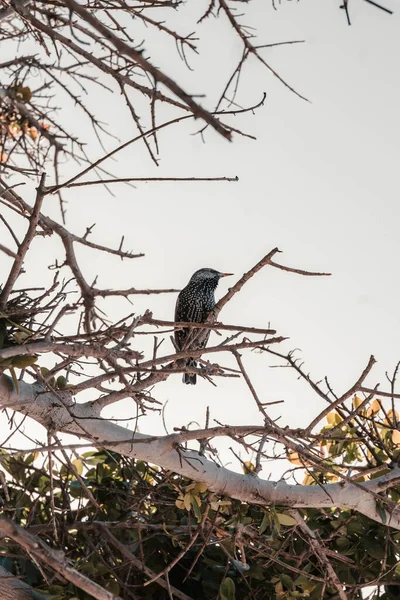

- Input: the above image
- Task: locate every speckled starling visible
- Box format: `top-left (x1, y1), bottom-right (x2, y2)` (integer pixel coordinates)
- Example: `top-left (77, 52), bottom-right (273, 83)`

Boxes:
top-left (174, 268), bottom-right (233, 385)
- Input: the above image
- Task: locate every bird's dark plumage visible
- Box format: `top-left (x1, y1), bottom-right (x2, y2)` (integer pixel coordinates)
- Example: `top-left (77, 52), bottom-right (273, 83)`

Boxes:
top-left (174, 268), bottom-right (232, 384)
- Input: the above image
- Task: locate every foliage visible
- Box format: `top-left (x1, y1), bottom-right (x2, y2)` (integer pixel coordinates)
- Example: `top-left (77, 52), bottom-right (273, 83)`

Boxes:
top-left (0, 440), bottom-right (399, 600)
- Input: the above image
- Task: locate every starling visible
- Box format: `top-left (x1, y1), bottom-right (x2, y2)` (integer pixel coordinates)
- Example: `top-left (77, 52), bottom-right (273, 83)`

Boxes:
top-left (174, 268), bottom-right (233, 385)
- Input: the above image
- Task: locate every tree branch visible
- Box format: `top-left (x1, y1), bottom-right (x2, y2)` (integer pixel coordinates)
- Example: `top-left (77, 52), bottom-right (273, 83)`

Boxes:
top-left (0, 565), bottom-right (46, 600)
top-left (62, 0), bottom-right (232, 139)
top-left (0, 174), bottom-right (46, 310)
top-left (0, 516), bottom-right (123, 600)
top-left (1, 376), bottom-right (399, 529)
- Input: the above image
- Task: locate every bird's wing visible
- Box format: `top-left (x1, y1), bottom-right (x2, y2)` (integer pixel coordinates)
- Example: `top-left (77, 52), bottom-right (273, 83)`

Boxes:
top-left (174, 294), bottom-right (181, 322)
top-left (174, 292), bottom-right (187, 350)
top-left (174, 291), bottom-right (212, 350)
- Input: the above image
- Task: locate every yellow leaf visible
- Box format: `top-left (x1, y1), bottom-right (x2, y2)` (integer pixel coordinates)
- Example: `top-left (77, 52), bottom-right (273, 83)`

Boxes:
top-left (287, 451), bottom-right (302, 466)
top-left (326, 410), bottom-right (343, 426)
top-left (275, 581), bottom-right (285, 599)
top-left (326, 412), bottom-right (337, 425)
top-left (193, 482), bottom-right (207, 493)
top-left (367, 399), bottom-right (381, 417)
top-left (276, 513), bottom-right (297, 527)
top-left (352, 395), bottom-right (363, 409)
top-left (183, 493), bottom-right (192, 511)
top-left (243, 461), bottom-right (255, 473)
top-left (8, 124), bottom-right (20, 135)
top-left (175, 499), bottom-right (185, 510)
top-left (72, 458), bottom-right (83, 475)
top-left (302, 473), bottom-right (315, 485)
top-left (387, 410), bottom-right (399, 424)
top-left (193, 494), bottom-right (201, 507)
top-left (392, 430), bottom-right (400, 445)
top-left (301, 580), bottom-right (317, 593)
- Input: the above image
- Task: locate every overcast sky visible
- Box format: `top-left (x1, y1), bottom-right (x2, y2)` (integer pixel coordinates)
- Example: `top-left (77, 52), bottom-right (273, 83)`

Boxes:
top-left (1, 0), bottom-right (399, 475)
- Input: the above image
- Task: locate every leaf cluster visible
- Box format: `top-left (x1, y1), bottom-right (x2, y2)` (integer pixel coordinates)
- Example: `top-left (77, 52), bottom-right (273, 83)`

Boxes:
top-left (1, 443), bottom-right (400, 600)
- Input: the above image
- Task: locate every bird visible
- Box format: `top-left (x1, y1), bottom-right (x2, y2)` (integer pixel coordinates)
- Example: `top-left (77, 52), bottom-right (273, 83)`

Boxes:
top-left (174, 268), bottom-right (233, 384)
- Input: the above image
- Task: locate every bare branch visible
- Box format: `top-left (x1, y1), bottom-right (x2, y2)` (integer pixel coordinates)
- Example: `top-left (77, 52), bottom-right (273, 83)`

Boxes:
top-left (62, 0), bottom-right (232, 139)
top-left (0, 174), bottom-right (46, 310)
top-left (65, 175), bottom-right (239, 188)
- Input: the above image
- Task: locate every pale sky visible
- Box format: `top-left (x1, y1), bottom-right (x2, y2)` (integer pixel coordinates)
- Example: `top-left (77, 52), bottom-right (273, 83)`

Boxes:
top-left (1, 0), bottom-right (399, 475)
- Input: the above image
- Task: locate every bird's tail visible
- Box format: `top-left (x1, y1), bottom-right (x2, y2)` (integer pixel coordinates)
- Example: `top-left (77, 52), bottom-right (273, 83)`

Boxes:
top-left (183, 358), bottom-right (197, 385)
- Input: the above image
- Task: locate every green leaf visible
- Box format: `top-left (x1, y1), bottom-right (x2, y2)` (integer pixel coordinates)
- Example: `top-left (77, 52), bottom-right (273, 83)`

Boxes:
top-left (191, 495), bottom-right (202, 523)
top-left (56, 375), bottom-right (67, 388)
top-left (0, 358), bottom-right (13, 367)
top-left (336, 567), bottom-right (355, 585)
top-left (9, 366), bottom-right (18, 393)
top-left (259, 511), bottom-right (269, 534)
top-left (280, 573), bottom-right (295, 591)
top-left (295, 575), bottom-right (316, 593)
top-left (362, 536), bottom-right (385, 560)
top-left (105, 579), bottom-right (120, 595)
top-left (335, 537), bottom-right (350, 550)
top-left (346, 519), bottom-right (365, 535)
top-left (376, 501), bottom-right (387, 525)
top-left (69, 481), bottom-right (83, 498)
top-left (220, 577), bottom-right (236, 600)
top-left (11, 354), bottom-right (38, 368)
top-left (21, 86), bottom-right (32, 102)
top-left (246, 563), bottom-right (265, 581)
top-left (25, 452), bottom-right (38, 465)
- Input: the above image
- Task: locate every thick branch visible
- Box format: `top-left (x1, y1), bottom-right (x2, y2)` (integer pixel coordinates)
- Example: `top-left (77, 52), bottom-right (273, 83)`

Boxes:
top-left (0, 340), bottom-right (142, 363)
top-left (1, 376), bottom-right (399, 529)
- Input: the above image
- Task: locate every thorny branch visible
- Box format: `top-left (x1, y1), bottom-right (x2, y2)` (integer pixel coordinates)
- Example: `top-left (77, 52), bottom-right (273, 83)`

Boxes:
top-left (0, 0), bottom-right (307, 189)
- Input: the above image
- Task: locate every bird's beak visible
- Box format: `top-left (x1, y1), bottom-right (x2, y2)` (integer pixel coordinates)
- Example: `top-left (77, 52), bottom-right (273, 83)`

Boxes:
top-left (219, 272), bottom-right (234, 278)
